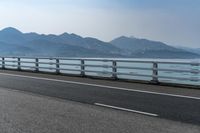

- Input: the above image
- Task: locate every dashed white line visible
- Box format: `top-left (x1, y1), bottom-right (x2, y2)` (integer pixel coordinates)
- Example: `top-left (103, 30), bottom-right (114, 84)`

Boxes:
top-left (0, 72), bottom-right (200, 100)
top-left (95, 103), bottom-right (158, 117)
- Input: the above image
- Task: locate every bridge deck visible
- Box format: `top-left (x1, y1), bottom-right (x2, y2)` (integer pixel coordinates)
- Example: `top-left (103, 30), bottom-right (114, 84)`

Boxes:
top-left (0, 70), bottom-right (199, 132)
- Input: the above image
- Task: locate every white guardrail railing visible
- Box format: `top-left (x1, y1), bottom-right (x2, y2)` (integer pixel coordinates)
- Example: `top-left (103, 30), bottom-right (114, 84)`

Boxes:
top-left (0, 57), bottom-right (199, 86)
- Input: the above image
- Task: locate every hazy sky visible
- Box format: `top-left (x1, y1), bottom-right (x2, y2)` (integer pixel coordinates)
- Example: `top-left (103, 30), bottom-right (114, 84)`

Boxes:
top-left (0, 0), bottom-right (199, 48)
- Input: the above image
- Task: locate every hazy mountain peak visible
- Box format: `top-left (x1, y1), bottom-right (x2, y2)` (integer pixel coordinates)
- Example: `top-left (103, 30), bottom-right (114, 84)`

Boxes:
top-left (111, 36), bottom-right (200, 58)
top-left (60, 32), bottom-right (82, 39)
top-left (115, 36), bottom-right (130, 40)
top-left (0, 27), bottom-right (25, 44)
top-left (70, 33), bottom-right (83, 39)
top-left (114, 36), bottom-right (152, 42)
top-left (60, 32), bottom-right (70, 36)
top-left (1, 27), bottom-right (22, 34)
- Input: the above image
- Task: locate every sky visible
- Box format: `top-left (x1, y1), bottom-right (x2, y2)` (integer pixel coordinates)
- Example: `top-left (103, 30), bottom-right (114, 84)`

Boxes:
top-left (0, 0), bottom-right (199, 48)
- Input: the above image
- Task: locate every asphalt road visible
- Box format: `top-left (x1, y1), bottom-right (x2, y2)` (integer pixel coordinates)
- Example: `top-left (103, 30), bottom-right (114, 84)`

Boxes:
top-left (1, 88), bottom-right (200, 133)
top-left (0, 72), bottom-right (199, 125)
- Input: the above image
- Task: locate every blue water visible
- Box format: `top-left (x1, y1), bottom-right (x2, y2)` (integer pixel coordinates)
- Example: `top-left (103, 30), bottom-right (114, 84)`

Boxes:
top-left (2, 58), bottom-right (200, 86)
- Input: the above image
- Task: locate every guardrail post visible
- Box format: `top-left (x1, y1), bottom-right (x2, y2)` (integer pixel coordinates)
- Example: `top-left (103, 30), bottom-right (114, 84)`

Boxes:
top-left (151, 62), bottom-right (158, 83)
top-left (81, 59), bottom-right (85, 76)
top-left (17, 58), bottom-right (21, 70)
top-left (56, 59), bottom-right (60, 74)
top-left (2, 57), bottom-right (5, 69)
top-left (35, 58), bottom-right (39, 72)
top-left (112, 61), bottom-right (117, 79)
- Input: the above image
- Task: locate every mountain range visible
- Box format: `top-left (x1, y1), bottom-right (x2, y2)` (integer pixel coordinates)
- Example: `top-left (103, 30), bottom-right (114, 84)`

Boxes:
top-left (0, 27), bottom-right (199, 58)
top-left (176, 46), bottom-right (200, 55)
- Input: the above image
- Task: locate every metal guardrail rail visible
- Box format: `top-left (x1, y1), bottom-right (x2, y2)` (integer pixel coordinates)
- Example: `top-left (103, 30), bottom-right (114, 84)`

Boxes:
top-left (0, 56), bottom-right (199, 86)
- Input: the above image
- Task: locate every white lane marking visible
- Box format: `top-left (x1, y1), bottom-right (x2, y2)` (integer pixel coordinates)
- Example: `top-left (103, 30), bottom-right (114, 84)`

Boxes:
top-left (0, 72), bottom-right (200, 100)
top-left (95, 103), bottom-right (158, 117)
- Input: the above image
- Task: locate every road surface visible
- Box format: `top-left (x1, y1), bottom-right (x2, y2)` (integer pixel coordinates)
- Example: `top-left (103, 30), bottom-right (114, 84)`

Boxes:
top-left (0, 70), bottom-right (199, 126)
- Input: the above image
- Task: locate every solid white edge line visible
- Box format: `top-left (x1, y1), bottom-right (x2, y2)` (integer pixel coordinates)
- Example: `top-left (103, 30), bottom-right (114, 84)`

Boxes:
top-left (95, 103), bottom-right (158, 117)
top-left (0, 72), bottom-right (200, 100)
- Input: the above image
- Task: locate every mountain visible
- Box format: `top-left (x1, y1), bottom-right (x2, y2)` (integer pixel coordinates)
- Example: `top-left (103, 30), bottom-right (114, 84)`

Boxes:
top-left (0, 27), bottom-right (199, 58)
top-left (176, 46), bottom-right (200, 55)
top-left (24, 39), bottom-right (121, 57)
top-left (0, 27), bottom-right (26, 44)
top-left (110, 36), bottom-right (200, 58)
top-left (0, 27), bottom-right (122, 57)
top-left (0, 41), bottom-right (35, 56)
top-left (23, 32), bottom-right (121, 54)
